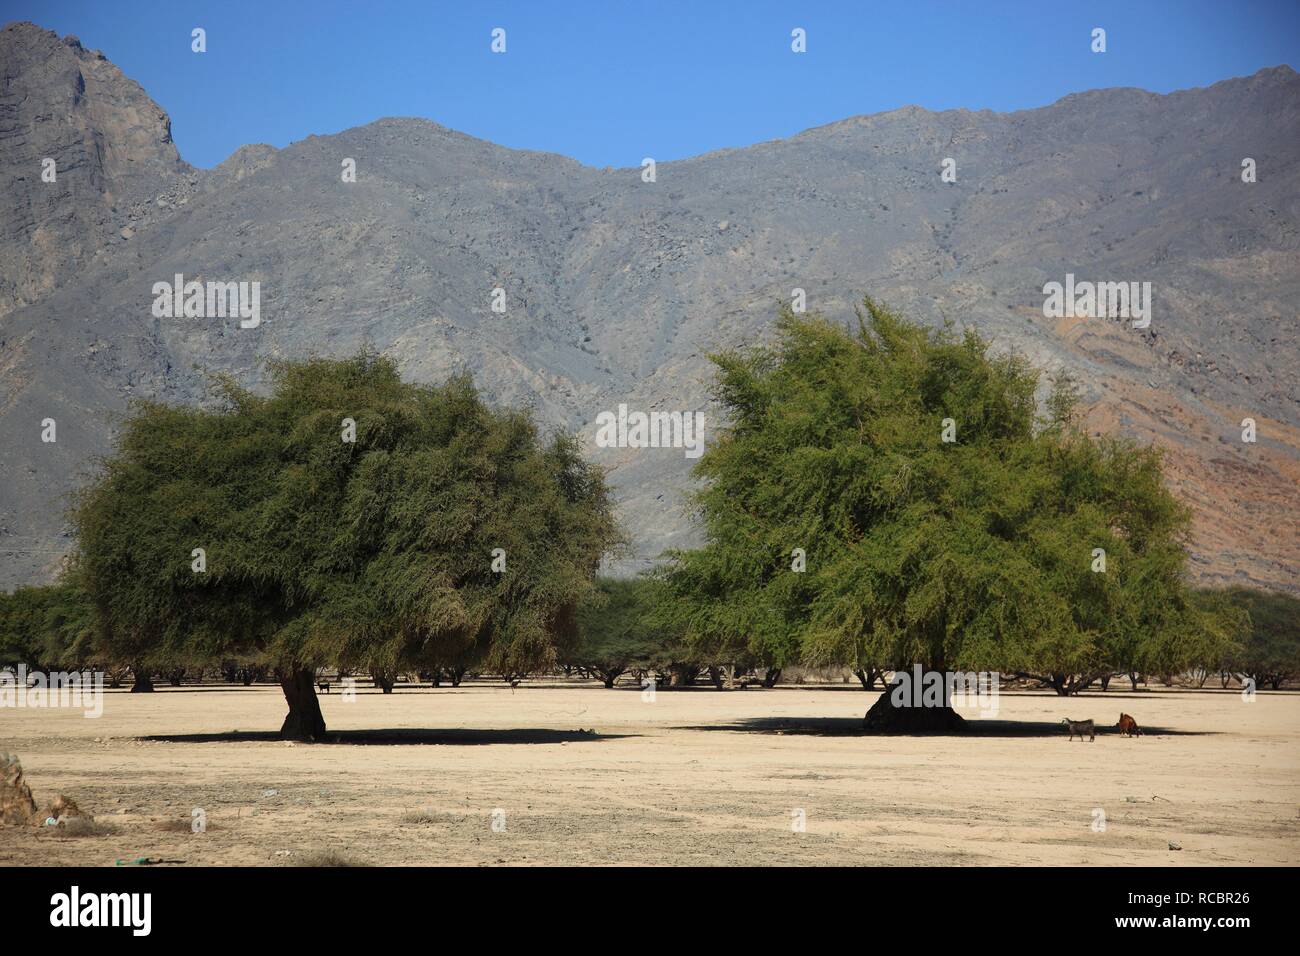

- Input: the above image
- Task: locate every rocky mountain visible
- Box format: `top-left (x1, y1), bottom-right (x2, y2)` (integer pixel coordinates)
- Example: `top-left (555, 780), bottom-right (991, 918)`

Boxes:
top-left (1, 20), bottom-right (1296, 592)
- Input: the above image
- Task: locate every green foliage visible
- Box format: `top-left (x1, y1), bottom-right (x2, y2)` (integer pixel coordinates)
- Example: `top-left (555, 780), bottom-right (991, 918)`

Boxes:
top-left (1216, 586), bottom-right (1300, 686)
top-left (0, 578), bottom-right (95, 669)
top-left (71, 351), bottom-right (623, 677)
top-left (567, 576), bottom-right (675, 685)
top-left (664, 299), bottom-right (1232, 682)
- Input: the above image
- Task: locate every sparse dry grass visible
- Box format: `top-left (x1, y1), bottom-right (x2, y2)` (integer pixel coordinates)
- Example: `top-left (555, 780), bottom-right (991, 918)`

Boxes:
top-left (52, 816), bottom-right (118, 838)
top-left (397, 809), bottom-right (441, 825)
top-left (295, 849), bottom-right (365, 867)
top-left (156, 817), bottom-right (218, 833)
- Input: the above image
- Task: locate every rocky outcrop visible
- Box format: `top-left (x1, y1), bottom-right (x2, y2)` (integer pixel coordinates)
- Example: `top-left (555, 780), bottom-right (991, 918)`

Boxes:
top-left (0, 22), bottom-right (192, 316)
top-left (0, 752), bottom-right (38, 825)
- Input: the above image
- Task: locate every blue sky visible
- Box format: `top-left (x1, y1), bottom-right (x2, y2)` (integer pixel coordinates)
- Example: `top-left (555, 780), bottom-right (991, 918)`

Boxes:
top-left (4, 0), bottom-right (1298, 169)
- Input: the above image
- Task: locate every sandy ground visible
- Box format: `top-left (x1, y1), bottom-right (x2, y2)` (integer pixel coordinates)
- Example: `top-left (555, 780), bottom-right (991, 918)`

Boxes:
top-left (2, 680), bottom-right (1298, 866)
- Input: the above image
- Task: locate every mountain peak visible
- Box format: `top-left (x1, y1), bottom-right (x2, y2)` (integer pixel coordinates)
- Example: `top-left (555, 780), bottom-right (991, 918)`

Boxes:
top-left (0, 19), bottom-right (190, 316)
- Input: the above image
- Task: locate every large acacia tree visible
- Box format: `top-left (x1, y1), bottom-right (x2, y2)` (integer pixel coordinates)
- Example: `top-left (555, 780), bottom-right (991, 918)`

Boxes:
top-left (72, 352), bottom-right (621, 739)
top-left (665, 300), bottom-right (1238, 730)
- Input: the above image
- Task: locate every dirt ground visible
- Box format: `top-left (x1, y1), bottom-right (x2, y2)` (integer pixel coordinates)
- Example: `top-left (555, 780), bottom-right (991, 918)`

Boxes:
top-left (2, 680), bottom-right (1298, 866)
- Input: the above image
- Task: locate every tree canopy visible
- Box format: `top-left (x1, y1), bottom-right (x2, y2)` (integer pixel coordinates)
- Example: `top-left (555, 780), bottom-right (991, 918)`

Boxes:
top-left (70, 351), bottom-right (622, 737)
top-left (566, 576), bottom-right (675, 687)
top-left (1216, 586), bottom-right (1300, 689)
top-left (663, 300), bottom-right (1241, 727)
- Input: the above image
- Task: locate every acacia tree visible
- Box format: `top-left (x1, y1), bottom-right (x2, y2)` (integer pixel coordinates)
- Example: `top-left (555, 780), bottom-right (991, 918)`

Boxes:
top-left (0, 577), bottom-right (96, 672)
top-left (72, 351), bottom-right (621, 739)
top-left (1216, 587), bottom-right (1300, 689)
top-left (665, 300), bottom-right (1237, 730)
top-left (567, 577), bottom-right (668, 687)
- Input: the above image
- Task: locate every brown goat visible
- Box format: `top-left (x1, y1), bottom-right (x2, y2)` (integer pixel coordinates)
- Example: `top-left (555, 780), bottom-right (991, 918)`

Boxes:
top-left (1116, 712), bottom-right (1142, 737)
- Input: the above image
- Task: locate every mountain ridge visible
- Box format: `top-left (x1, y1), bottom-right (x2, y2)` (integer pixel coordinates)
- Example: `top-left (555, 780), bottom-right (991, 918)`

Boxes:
top-left (1, 20), bottom-right (1296, 592)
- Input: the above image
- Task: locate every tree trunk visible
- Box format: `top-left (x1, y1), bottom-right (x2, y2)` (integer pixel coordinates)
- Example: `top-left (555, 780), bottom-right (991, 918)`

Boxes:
top-left (1129, 671), bottom-right (1139, 691)
top-left (855, 667), bottom-right (885, 690)
top-left (277, 667), bottom-right (327, 741)
top-left (371, 668), bottom-right (395, 694)
top-left (762, 668), bottom-right (782, 688)
top-left (708, 666), bottom-right (725, 689)
top-left (1100, 673), bottom-right (1111, 691)
top-left (862, 667), bottom-right (966, 733)
top-left (130, 666), bottom-right (154, 693)
top-left (669, 664), bottom-right (698, 687)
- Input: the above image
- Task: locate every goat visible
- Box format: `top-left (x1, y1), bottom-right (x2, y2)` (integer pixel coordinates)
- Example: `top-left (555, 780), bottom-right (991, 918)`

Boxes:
top-left (1061, 717), bottom-right (1095, 741)
top-left (316, 680), bottom-right (330, 694)
top-left (1116, 712), bottom-right (1142, 737)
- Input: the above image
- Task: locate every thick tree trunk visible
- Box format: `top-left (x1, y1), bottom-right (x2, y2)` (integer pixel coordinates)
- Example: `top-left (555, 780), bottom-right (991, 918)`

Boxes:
top-left (708, 666), bottom-right (725, 689)
top-left (762, 668), bottom-right (782, 688)
top-left (371, 668), bottom-right (395, 694)
top-left (130, 666), bottom-right (154, 693)
top-left (862, 667), bottom-right (966, 733)
top-left (278, 667), bottom-right (327, 741)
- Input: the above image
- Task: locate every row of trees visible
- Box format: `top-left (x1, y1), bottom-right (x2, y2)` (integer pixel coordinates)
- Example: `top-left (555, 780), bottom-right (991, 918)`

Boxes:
top-left (2, 302), bottom-right (1296, 735)
top-left (557, 576), bottom-right (1299, 693)
top-left (6, 571), bottom-right (1294, 696)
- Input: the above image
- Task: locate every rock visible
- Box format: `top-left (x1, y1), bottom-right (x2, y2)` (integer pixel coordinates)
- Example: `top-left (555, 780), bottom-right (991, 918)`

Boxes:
top-left (1168, 841), bottom-right (1182, 851)
top-left (0, 22), bottom-right (191, 319)
top-left (0, 752), bottom-right (39, 825)
top-left (51, 794), bottom-right (84, 820)
top-left (119, 226), bottom-right (134, 240)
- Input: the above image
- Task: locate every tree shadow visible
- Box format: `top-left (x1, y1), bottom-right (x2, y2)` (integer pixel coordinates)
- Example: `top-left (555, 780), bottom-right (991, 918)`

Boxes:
top-left (673, 717), bottom-right (1214, 738)
top-left (141, 728), bottom-right (634, 746)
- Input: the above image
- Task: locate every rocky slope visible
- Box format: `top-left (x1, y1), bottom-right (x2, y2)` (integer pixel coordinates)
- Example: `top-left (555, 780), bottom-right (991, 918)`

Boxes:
top-left (0, 20), bottom-right (1296, 591)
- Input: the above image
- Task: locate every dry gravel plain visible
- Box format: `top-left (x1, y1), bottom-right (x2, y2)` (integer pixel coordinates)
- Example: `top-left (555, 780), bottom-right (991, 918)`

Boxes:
top-left (2, 680), bottom-right (1298, 866)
